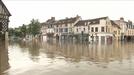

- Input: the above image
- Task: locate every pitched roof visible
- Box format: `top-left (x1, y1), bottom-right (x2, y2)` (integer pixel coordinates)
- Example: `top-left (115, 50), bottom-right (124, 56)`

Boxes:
top-left (111, 20), bottom-right (121, 29)
top-left (114, 20), bottom-right (128, 24)
top-left (88, 17), bottom-right (108, 21)
top-left (75, 20), bottom-right (88, 26)
top-left (40, 22), bottom-right (47, 26)
top-left (54, 17), bottom-right (79, 25)
top-left (0, 0), bottom-right (11, 16)
top-left (75, 16), bottom-right (108, 26)
top-left (46, 19), bottom-right (55, 23)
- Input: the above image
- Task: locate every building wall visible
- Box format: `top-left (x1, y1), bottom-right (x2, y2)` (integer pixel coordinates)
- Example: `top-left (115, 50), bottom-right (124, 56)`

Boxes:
top-left (41, 26), bottom-right (47, 35)
top-left (54, 17), bottom-right (81, 36)
top-left (89, 20), bottom-right (107, 34)
top-left (125, 29), bottom-right (134, 36)
top-left (112, 26), bottom-right (121, 40)
top-left (40, 17), bottom-right (134, 41)
top-left (74, 26), bottom-right (88, 34)
top-left (54, 23), bottom-right (70, 35)
top-left (89, 18), bottom-right (114, 42)
top-left (114, 19), bottom-right (127, 40)
top-left (125, 22), bottom-right (134, 36)
top-left (46, 28), bottom-right (54, 33)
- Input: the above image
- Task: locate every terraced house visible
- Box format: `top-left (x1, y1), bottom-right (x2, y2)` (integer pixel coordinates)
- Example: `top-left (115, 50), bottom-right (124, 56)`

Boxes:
top-left (53, 15), bottom-right (81, 40)
top-left (41, 16), bottom-right (134, 42)
top-left (124, 20), bottom-right (134, 40)
top-left (41, 15), bottom-right (81, 40)
top-left (74, 20), bottom-right (89, 41)
top-left (40, 22), bottom-right (48, 41)
top-left (74, 17), bottom-right (121, 42)
top-left (88, 17), bottom-right (112, 42)
top-left (114, 17), bottom-right (128, 40)
top-left (41, 17), bottom-right (55, 41)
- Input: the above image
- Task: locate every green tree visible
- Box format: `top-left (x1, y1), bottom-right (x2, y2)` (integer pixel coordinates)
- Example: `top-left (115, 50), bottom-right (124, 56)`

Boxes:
top-left (14, 28), bottom-right (22, 37)
top-left (8, 28), bottom-right (14, 36)
top-left (30, 19), bottom-right (41, 37)
top-left (20, 24), bottom-right (27, 38)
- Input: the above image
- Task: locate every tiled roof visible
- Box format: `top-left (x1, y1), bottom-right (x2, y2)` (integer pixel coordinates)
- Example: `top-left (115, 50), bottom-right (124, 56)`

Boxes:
top-left (40, 22), bottom-right (47, 26)
top-left (46, 19), bottom-right (55, 23)
top-left (75, 17), bottom-right (108, 26)
top-left (75, 20), bottom-right (87, 26)
top-left (0, 0), bottom-right (11, 16)
top-left (114, 20), bottom-right (128, 24)
top-left (54, 17), bottom-right (79, 25)
top-left (111, 20), bottom-right (121, 29)
top-left (88, 17), bottom-right (108, 22)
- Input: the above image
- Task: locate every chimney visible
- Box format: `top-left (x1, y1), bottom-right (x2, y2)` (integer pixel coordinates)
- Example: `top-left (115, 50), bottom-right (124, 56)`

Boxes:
top-left (128, 20), bottom-right (132, 25)
top-left (120, 17), bottom-right (124, 21)
top-left (51, 17), bottom-right (55, 21)
top-left (76, 14), bottom-right (80, 18)
top-left (66, 17), bottom-right (68, 19)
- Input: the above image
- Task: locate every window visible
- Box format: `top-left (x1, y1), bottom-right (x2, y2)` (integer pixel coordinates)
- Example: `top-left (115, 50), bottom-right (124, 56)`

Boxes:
top-left (114, 31), bottom-right (117, 35)
top-left (64, 28), bottom-right (68, 32)
top-left (95, 27), bottom-right (98, 32)
top-left (101, 27), bottom-right (104, 32)
top-left (91, 27), bottom-right (94, 32)
top-left (69, 28), bottom-right (72, 32)
top-left (83, 28), bottom-right (85, 31)
top-left (108, 28), bottom-right (110, 32)
top-left (88, 26), bottom-right (90, 30)
top-left (77, 28), bottom-right (78, 32)
top-left (59, 28), bottom-right (63, 32)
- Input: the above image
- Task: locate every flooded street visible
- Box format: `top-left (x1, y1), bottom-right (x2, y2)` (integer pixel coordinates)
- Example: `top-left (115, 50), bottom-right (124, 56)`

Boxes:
top-left (1, 40), bottom-right (134, 75)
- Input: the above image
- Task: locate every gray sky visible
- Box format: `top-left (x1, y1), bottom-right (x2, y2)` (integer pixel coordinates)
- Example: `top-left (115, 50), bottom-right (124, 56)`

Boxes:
top-left (3, 0), bottom-right (134, 28)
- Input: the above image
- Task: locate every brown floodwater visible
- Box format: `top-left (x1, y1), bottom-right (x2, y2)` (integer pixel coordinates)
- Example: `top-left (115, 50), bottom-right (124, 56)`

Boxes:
top-left (1, 40), bottom-right (134, 75)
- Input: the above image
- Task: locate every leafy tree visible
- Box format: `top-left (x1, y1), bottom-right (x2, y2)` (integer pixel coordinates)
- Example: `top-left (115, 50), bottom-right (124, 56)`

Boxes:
top-left (20, 24), bottom-right (27, 38)
top-left (30, 19), bottom-right (41, 37)
top-left (8, 19), bottom-right (41, 39)
top-left (14, 28), bottom-right (22, 37)
top-left (8, 28), bottom-right (14, 36)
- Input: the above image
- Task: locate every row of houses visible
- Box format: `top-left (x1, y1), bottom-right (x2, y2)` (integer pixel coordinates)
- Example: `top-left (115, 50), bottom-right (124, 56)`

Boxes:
top-left (40, 15), bottom-right (134, 42)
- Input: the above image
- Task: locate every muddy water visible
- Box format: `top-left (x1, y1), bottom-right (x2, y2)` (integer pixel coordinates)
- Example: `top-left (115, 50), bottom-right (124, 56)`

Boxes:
top-left (1, 40), bottom-right (134, 75)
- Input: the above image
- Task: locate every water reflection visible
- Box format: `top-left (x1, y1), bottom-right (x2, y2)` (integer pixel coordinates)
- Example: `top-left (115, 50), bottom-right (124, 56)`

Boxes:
top-left (0, 41), bottom-right (9, 75)
top-left (13, 40), bottom-right (134, 65)
top-left (40, 41), bottom-right (134, 64)
top-left (5, 40), bottom-right (134, 75)
top-left (18, 40), bottom-right (40, 62)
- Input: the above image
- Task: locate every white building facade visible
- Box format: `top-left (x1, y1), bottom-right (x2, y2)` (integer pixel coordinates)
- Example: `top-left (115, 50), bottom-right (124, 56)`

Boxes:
top-left (88, 17), bottom-right (113, 42)
top-left (114, 17), bottom-right (127, 40)
top-left (53, 15), bottom-right (81, 40)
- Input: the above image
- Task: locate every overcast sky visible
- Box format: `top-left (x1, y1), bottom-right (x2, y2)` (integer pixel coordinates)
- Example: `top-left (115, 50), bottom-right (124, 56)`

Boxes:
top-left (3, 0), bottom-right (134, 28)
